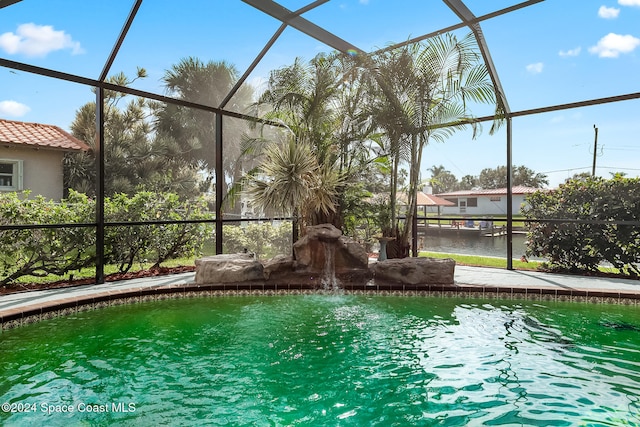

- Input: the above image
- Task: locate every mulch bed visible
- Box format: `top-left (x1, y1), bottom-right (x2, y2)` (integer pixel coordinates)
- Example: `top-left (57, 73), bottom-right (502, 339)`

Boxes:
top-left (0, 266), bottom-right (196, 296)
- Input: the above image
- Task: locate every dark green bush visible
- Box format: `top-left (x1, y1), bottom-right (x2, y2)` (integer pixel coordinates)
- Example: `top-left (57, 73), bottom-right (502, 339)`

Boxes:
top-left (0, 191), bottom-right (95, 286)
top-left (222, 222), bottom-right (292, 259)
top-left (523, 176), bottom-right (640, 275)
top-left (0, 191), bottom-right (213, 285)
top-left (104, 192), bottom-right (212, 273)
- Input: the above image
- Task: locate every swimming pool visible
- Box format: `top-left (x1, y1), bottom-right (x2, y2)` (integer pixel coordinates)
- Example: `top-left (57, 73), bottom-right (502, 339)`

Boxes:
top-left (1, 294), bottom-right (639, 426)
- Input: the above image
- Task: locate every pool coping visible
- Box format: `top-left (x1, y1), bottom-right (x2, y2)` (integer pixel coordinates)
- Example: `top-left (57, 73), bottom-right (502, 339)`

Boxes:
top-left (2, 266), bottom-right (639, 330)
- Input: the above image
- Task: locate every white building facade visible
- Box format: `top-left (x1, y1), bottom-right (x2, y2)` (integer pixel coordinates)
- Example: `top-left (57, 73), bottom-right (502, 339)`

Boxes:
top-left (434, 186), bottom-right (541, 216)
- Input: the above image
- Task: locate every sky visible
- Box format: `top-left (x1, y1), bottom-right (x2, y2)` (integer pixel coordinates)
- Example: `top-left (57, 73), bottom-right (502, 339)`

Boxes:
top-left (1, 0), bottom-right (639, 189)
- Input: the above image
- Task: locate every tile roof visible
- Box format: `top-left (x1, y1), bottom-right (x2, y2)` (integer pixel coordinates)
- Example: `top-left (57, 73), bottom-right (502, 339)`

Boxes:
top-left (0, 118), bottom-right (90, 152)
top-left (416, 192), bottom-right (456, 206)
top-left (396, 191), bottom-right (457, 206)
top-left (436, 186), bottom-right (542, 197)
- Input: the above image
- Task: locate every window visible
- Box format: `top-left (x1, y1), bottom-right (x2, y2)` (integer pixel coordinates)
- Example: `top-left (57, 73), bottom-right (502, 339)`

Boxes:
top-left (444, 198), bottom-right (458, 206)
top-left (467, 198), bottom-right (478, 207)
top-left (490, 196), bottom-right (501, 202)
top-left (0, 160), bottom-right (23, 191)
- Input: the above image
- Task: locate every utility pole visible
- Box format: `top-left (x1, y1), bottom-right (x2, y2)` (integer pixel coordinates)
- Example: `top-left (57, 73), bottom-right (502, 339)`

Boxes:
top-left (592, 124), bottom-right (599, 176)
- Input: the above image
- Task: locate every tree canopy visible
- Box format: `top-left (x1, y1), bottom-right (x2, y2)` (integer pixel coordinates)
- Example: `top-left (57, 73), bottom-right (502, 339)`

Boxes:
top-left (425, 164), bottom-right (549, 193)
top-left (63, 34), bottom-right (509, 257)
top-left (64, 69), bottom-right (201, 198)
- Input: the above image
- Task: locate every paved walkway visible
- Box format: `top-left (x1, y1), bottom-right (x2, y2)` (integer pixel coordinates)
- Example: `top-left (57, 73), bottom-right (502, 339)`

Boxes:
top-left (0, 273), bottom-right (195, 316)
top-left (455, 265), bottom-right (640, 293)
top-left (1, 266), bottom-right (639, 318)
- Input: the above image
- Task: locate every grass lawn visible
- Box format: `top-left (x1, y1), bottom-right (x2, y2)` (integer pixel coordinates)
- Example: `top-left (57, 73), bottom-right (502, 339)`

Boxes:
top-left (419, 251), bottom-right (630, 277)
top-left (419, 251), bottom-right (538, 270)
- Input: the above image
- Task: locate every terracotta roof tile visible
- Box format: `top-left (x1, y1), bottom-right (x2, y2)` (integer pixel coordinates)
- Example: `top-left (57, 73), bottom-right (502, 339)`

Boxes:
top-left (0, 118), bottom-right (90, 152)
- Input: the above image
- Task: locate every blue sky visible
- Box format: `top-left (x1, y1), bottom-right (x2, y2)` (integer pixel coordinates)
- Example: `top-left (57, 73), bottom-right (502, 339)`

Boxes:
top-left (1, 0), bottom-right (639, 188)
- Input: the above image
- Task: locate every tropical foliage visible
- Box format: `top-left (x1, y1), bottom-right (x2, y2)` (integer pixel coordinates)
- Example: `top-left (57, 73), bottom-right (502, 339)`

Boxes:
top-left (222, 223), bottom-right (292, 260)
top-left (357, 32), bottom-right (504, 255)
top-left (245, 53), bottom-right (375, 236)
top-left (65, 59), bottom-right (257, 206)
top-left (244, 136), bottom-right (341, 236)
top-left (244, 33), bottom-right (502, 253)
top-left (427, 164), bottom-right (549, 193)
top-left (0, 191), bottom-right (212, 286)
top-left (523, 176), bottom-right (640, 275)
top-left (153, 57), bottom-right (256, 202)
top-left (64, 69), bottom-right (201, 198)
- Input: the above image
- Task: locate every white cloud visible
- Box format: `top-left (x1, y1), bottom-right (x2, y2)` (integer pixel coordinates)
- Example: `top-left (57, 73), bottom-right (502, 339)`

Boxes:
top-left (559, 47), bottom-right (581, 57)
top-left (526, 62), bottom-right (544, 74)
top-left (0, 100), bottom-right (31, 117)
top-left (0, 23), bottom-right (84, 58)
top-left (618, 0), bottom-right (640, 6)
top-left (598, 5), bottom-right (620, 18)
top-left (589, 33), bottom-right (640, 57)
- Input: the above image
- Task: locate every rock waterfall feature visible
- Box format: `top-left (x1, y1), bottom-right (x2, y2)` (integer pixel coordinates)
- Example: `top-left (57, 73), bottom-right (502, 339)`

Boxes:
top-left (195, 224), bottom-right (455, 287)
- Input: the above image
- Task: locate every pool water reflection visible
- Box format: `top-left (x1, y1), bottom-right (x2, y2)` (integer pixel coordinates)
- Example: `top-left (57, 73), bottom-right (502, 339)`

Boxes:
top-left (1, 295), bottom-right (639, 426)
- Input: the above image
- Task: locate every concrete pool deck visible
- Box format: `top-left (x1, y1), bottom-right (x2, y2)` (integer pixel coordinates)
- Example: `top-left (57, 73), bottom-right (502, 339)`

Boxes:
top-left (1, 266), bottom-right (639, 329)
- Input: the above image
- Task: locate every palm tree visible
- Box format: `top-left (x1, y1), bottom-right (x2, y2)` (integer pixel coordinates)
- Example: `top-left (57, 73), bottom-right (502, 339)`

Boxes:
top-left (428, 165), bottom-right (459, 193)
top-left (258, 56), bottom-right (336, 161)
top-left (251, 53), bottom-right (372, 231)
top-left (153, 57), bottom-right (255, 208)
top-left (365, 33), bottom-right (503, 256)
top-left (366, 46), bottom-right (415, 239)
top-left (244, 135), bottom-right (339, 239)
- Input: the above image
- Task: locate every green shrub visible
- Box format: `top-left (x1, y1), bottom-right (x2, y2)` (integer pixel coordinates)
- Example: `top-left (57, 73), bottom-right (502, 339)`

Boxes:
top-left (222, 222), bottom-right (292, 259)
top-left (147, 195), bottom-right (211, 268)
top-left (222, 225), bottom-right (249, 255)
top-left (0, 191), bottom-right (213, 285)
top-left (0, 190), bottom-right (95, 286)
top-left (523, 176), bottom-right (640, 275)
top-left (104, 192), bottom-right (213, 273)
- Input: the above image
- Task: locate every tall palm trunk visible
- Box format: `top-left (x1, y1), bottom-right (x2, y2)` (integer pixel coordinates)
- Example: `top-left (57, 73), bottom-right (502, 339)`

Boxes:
top-left (389, 137), bottom-right (400, 237)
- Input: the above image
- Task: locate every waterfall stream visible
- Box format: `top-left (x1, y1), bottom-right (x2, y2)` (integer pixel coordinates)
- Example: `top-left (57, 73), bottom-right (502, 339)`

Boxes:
top-left (321, 241), bottom-right (340, 290)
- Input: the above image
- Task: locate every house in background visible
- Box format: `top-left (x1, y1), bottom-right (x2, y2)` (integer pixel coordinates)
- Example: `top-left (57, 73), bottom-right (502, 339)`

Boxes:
top-left (435, 186), bottom-right (541, 216)
top-left (0, 118), bottom-right (89, 201)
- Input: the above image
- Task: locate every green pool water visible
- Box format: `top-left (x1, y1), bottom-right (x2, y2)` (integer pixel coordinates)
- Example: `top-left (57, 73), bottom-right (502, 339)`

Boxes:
top-left (1, 295), bottom-right (640, 426)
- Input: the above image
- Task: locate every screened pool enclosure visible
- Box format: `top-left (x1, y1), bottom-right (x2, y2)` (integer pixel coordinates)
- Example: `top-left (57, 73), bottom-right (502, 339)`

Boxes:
top-left (1, 0), bottom-right (639, 284)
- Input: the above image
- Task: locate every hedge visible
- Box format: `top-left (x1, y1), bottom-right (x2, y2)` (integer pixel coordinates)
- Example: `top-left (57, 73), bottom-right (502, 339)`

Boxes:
top-left (0, 190), bottom-right (212, 286)
top-left (523, 176), bottom-right (640, 275)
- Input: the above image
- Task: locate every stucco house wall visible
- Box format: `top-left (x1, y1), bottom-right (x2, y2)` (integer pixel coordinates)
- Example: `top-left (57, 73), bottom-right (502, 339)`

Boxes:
top-left (0, 145), bottom-right (65, 201)
top-left (0, 118), bottom-right (89, 202)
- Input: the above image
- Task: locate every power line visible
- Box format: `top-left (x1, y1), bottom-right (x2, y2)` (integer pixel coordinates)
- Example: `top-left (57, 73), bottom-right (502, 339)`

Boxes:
top-left (541, 165), bottom-right (640, 174)
top-left (605, 147), bottom-right (640, 152)
top-left (540, 166), bottom-right (591, 174)
top-left (598, 166), bottom-right (640, 172)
